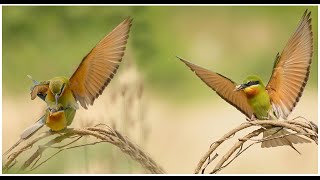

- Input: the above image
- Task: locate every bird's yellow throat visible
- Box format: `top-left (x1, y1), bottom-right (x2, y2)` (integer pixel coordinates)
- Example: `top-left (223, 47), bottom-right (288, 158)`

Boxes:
top-left (243, 86), bottom-right (260, 98)
top-left (46, 111), bottom-right (67, 131)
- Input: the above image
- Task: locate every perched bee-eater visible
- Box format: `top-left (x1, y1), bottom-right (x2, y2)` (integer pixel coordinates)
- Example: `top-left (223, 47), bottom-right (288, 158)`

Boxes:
top-left (28, 17), bottom-right (132, 134)
top-left (177, 10), bottom-right (313, 152)
top-left (4, 17), bottom-right (132, 156)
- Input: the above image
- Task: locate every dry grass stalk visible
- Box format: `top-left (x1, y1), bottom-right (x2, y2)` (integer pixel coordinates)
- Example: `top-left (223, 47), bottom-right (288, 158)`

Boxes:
top-left (70, 57), bottom-right (149, 173)
top-left (3, 125), bottom-right (165, 174)
top-left (108, 59), bottom-right (150, 173)
top-left (195, 118), bottom-right (318, 174)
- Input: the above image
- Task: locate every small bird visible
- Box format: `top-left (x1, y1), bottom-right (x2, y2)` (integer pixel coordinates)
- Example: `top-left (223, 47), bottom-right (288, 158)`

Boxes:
top-left (3, 17), bottom-right (132, 156)
top-left (177, 10), bottom-right (313, 153)
top-left (32, 17), bottom-right (132, 131)
top-left (11, 17), bottom-right (132, 148)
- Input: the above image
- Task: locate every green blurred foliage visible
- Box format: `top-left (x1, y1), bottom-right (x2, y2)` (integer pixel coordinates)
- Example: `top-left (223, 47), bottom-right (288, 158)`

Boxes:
top-left (2, 6), bottom-right (318, 102)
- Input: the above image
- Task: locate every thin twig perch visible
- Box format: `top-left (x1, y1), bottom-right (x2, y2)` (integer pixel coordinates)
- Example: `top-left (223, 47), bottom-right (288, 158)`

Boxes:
top-left (195, 119), bottom-right (318, 174)
top-left (3, 125), bottom-right (165, 174)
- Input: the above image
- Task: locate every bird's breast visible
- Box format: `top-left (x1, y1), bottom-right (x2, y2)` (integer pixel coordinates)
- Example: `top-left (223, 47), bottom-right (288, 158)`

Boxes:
top-left (48, 111), bottom-right (64, 121)
top-left (246, 88), bottom-right (271, 120)
top-left (46, 111), bottom-right (67, 131)
top-left (243, 86), bottom-right (260, 99)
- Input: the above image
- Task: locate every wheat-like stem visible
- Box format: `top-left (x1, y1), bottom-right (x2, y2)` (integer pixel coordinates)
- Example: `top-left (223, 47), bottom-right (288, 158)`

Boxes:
top-left (3, 125), bottom-right (165, 174)
top-left (195, 119), bottom-right (318, 174)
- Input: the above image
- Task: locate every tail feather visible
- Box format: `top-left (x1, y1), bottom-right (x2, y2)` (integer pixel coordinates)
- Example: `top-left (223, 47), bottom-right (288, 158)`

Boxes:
top-left (261, 128), bottom-right (311, 154)
top-left (20, 115), bottom-right (46, 139)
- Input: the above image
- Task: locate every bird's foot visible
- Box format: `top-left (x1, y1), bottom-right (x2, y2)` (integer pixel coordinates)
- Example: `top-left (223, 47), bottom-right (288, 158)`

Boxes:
top-left (48, 128), bottom-right (68, 137)
top-left (49, 129), bottom-right (56, 134)
top-left (246, 115), bottom-right (256, 122)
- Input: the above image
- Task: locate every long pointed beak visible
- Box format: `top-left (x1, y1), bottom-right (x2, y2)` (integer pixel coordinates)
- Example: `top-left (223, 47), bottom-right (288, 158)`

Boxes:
top-left (234, 84), bottom-right (247, 91)
top-left (55, 94), bottom-right (59, 106)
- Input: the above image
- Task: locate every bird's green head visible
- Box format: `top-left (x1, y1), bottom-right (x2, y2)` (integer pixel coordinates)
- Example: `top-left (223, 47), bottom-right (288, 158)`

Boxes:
top-left (49, 77), bottom-right (68, 105)
top-left (234, 75), bottom-right (265, 93)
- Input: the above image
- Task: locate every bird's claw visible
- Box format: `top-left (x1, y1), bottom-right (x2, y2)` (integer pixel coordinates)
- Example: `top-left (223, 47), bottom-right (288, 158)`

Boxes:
top-left (246, 115), bottom-right (256, 122)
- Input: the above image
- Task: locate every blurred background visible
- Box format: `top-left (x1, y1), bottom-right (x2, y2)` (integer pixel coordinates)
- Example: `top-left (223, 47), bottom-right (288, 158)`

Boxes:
top-left (2, 6), bottom-right (318, 174)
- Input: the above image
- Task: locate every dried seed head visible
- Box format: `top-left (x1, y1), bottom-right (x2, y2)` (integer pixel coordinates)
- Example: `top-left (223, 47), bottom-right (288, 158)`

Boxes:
top-left (137, 81), bottom-right (144, 99)
top-left (110, 90), bottom-right (118, 104)
top-left (121, 84), bottom-right (128, 96)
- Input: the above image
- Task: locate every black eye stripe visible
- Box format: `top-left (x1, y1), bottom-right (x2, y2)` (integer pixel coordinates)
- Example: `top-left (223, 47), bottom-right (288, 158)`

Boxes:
top-left (247, 81), bottom-right (259, 86)
top-left (59, 83), bottom-right (65, 95)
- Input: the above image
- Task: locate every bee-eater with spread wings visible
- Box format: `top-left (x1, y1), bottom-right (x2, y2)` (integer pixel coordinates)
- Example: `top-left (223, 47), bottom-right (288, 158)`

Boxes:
top-left (15, 17), bottom-right (132, 142)
top-left (177, 10), bottom-right (313, 153)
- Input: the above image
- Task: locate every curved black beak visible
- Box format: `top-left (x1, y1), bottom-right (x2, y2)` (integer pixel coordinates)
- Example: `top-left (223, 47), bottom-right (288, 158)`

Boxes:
top-left (55, 94), bottom-right (59, 106)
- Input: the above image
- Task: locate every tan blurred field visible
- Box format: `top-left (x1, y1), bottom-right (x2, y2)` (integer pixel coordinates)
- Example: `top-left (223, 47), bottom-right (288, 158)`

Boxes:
top-left (2, 87), bottom-right (317, 174)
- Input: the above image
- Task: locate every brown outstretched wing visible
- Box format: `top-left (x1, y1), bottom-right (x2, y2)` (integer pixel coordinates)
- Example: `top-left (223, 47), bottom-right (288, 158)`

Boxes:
top-left (266, 10), bottom-right (313, 119)
top-left (177, 56), bottom-right (254, 118)
top-left (69, 17), bottom-right (133, 109)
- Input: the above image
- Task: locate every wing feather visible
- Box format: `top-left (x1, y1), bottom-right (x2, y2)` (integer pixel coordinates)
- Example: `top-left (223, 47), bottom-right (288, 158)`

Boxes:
top-left (177, 57), bottom-right (254, 118)
top-left (30, 83), bottom-right (49, 101)
top-left (69, 17), bottom-right (132, 109)
top-left (266, 10), bottom-right (313, 119)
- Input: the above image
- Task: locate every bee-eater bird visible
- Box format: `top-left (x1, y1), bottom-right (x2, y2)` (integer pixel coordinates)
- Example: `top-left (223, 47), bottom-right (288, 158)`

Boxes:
top-left (3, 17), bottom-right (132, 156)
top-left (34, 17), bottom-right (132, 130)
top-left (25, 17), bottom-right (132, 136)
top-left (177, 10), bottom-right (313, 153)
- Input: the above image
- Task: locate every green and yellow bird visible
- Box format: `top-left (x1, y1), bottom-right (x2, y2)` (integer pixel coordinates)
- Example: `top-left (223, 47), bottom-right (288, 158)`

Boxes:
top-left (177, 10), bottom-right (313, 152)
top-left (24, 17), bottom-right (132, 135)
top-left (4, 18), bottom-right (132, 156)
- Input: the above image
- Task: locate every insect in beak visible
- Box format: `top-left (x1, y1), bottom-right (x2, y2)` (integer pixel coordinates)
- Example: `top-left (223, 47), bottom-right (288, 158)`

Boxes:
top-left (234, 84), bottom-right (248, 91)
